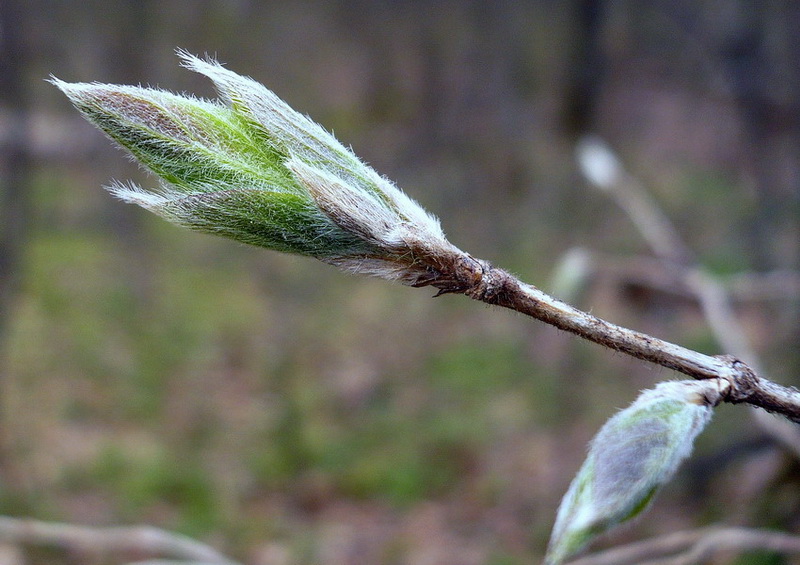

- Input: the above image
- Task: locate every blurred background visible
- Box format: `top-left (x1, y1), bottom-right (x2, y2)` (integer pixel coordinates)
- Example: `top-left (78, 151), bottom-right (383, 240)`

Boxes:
top-left (1, 1), bottom-right (799, 564)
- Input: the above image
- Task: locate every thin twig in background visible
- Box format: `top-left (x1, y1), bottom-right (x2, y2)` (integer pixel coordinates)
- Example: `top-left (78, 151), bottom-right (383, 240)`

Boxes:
top-left (575, 136), bottom-right (695, 265)
top-left (566, 526), bottom-right (800, 565)
top-left (728, 270), bottom-right (800, 301)
top-left (125, 562), bottom-right (232, 565)
top-left (0, 517), bottom-right (239, 565)
top-left (551, 251), bottom-right (800, 304)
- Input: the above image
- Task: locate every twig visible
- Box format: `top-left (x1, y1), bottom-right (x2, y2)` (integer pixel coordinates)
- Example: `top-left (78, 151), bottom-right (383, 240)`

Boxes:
top-left (551, 251), bottom-right (800, 456)
top-left (435, 251), bottom-right (800, 423)
top-left (565, 526), bottom-right (800, 565)
top-left (0, 517), bottom-right (238, 564)
top-left (568, 135), bottom-right (800, 436)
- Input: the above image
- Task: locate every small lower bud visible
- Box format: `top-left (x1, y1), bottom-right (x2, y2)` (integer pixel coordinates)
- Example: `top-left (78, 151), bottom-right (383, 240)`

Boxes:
top-left (545, 379), bottom-right (720, 564)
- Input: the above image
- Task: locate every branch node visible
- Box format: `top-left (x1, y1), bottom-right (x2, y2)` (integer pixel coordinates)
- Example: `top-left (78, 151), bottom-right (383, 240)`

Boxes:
top-left (715, 354), bottom-right (760, 404)
top-left (464, 261), bottom-right (510, 304)
top-left (428, 252), bottom-right (491, 297)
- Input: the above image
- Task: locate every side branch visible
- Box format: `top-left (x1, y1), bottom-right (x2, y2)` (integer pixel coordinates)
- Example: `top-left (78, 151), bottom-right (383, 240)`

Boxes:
top-left (443, 256), bottom-right (800, 423)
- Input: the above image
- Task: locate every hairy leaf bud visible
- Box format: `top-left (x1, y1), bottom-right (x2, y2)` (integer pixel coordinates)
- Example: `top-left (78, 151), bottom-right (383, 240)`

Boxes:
top-left (545, 379), bottom-right (723, 564)
top-left (52, 52), bottom-right (464, 287)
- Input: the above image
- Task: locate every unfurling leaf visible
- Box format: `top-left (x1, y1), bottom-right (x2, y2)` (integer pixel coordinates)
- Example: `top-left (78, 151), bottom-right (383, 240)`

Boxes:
top-left (51, 51), bottom-right (470, 288)
top-left (545, 379), bottom-right (724, 564)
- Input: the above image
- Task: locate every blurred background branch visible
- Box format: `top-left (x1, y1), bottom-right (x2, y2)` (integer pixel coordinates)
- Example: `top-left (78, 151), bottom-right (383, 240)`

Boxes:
top-left (0, 517), bottom-right (237, 565)
top-left (567, 526), bottom-right (800, 565)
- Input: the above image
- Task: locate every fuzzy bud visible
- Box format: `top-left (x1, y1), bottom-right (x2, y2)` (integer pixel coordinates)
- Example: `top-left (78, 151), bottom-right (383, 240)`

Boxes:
top-left (545, 379), bottom-right (724, 564)
top-left (52, 51), bottom-right (465, 287)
